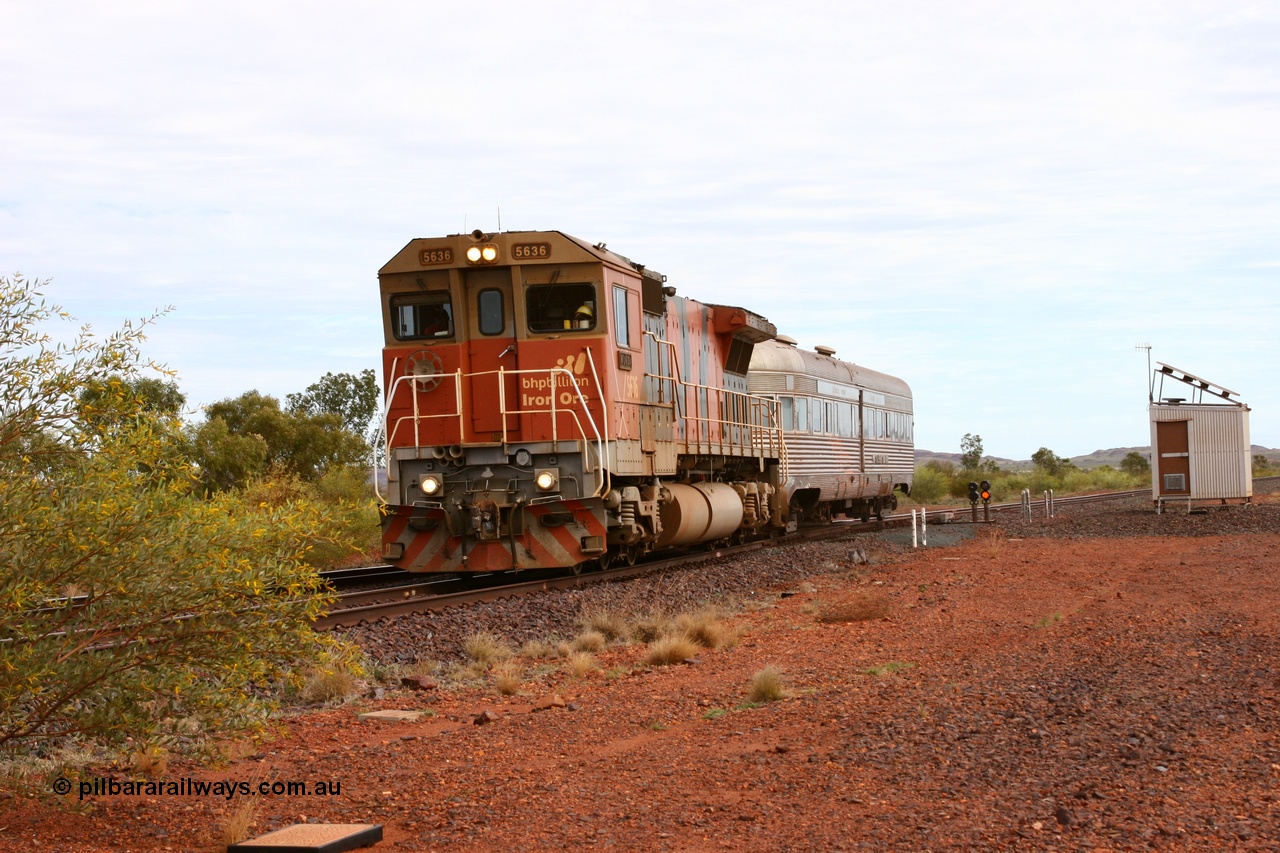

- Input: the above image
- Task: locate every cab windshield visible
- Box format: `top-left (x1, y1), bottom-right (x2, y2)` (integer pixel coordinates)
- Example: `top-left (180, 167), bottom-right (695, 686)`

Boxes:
top-left (526, 283), bottom-right (597, 333)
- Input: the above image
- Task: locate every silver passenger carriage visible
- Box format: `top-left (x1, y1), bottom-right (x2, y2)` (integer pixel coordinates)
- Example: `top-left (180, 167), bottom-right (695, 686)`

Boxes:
top-left (748, 337), bottom-right (914, 523)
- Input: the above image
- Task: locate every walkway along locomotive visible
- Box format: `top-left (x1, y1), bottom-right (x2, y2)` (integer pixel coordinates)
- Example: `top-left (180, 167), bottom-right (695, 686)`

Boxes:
top-left (376, 230), bottom-right (913, 572)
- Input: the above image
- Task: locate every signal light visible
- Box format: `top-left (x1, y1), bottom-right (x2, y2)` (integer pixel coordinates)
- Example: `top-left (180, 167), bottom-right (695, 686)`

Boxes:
top-left (967, 481), bottom-right (980, 503)
top-left (979, 480), bottom-right (992, 503)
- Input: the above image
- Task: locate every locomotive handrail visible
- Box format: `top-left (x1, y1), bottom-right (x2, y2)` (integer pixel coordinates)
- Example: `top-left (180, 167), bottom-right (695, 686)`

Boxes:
top-left (642, 330), bottom-right (784, 468)
top-left (380, 359), bottom-right (607, 499)
top-left (383, 369), bottom-right (466, 451)
top-left (643, 331), bottom-right (686, 421)
top-left (376, 358), bottom-right (466, 503)
top-left (583, 347), bottom-right (610, 498)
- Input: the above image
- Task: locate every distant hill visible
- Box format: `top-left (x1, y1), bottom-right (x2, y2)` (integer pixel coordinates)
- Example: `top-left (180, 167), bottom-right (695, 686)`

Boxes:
top-left (916, 446), bottom-right (1280, 471)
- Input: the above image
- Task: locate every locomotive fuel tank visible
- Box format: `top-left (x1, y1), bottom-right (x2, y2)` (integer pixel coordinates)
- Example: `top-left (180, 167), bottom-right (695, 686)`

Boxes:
top-left (654, 482), bottom-right (745, 548)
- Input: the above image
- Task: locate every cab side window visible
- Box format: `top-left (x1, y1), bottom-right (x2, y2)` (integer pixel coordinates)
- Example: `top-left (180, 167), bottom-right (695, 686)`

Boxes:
top-left (613, 286), bottom-right (631, 347)
top-left (391, 292), bottom-right (453, 340)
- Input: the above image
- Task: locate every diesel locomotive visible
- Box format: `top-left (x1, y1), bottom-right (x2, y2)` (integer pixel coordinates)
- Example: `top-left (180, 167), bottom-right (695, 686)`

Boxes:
top-left (376, 230), bottom-right (913, 573)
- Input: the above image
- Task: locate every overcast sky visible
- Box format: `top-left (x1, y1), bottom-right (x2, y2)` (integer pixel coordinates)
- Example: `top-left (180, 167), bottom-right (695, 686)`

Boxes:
top-left (3, 1), bottom-right (1277, 459)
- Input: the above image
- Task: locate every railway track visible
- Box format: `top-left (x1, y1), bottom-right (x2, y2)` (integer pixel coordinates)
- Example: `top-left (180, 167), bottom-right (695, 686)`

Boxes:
top-left (314, 517), bottom-right (899, 630)
top-left (315, 488), bottom-right (1158, 629)
top-left (319, 478), bottom-right (1280, 629)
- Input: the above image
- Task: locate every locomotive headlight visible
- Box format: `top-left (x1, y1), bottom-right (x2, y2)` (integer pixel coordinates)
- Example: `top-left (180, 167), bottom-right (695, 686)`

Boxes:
top-left (465, 244), bottom-right (499, 264)
top-left (420, 474), bottom-right (443, 496)
top-left (534, 468), bottom-right (559, 492)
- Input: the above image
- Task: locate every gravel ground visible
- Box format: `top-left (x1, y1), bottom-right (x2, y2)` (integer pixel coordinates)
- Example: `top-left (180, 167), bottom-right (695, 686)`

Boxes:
top-left (339, 481), bottom-right (1280, 668)
top-left (4, 485), bottom-right (1279, 852)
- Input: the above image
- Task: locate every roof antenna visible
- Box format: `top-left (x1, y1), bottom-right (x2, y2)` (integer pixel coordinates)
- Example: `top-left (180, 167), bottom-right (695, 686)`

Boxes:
top-left (497, 205), bottom-right (502, 232)
top-left (1135, 343), bottom-right (1153, 402)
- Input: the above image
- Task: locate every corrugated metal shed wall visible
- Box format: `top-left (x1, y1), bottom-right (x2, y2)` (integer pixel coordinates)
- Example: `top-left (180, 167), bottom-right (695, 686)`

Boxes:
top-left (1149, 405), bottom-right (1252, 500)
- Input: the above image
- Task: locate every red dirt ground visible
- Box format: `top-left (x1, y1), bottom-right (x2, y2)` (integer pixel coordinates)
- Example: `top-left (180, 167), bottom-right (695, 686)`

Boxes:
top-left (4, 517), bottom-right (1279, 851)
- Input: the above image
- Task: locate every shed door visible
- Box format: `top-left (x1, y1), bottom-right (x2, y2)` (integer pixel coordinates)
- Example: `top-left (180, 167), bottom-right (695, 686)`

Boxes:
top-left (1156, 420), bottom-right (1190, 495)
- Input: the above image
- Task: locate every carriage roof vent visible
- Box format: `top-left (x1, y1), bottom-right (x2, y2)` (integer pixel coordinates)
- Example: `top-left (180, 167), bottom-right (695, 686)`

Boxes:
top-left (775, 335), bottom-right (797, 346)
top-left (814, 345), bottom-right (837, 357)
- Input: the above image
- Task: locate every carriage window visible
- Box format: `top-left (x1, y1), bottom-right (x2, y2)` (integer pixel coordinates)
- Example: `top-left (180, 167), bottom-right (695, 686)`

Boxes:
top-left (867, 408), bottom-right (885, 439)
top-left (796, 396), bottom-right (809, 431)
top-left (526, 283), bottom-right (597, 333)
top-left (837, 403), bottom-right (853, 438)
top-left (391, 292), bottom-right (453, 340)
top-left (478, 289), bottom-right (505, 336)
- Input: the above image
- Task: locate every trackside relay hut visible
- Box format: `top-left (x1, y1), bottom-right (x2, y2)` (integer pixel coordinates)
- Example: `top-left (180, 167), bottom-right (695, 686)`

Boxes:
top-left (1148, 362), bottom-right (1252, 513)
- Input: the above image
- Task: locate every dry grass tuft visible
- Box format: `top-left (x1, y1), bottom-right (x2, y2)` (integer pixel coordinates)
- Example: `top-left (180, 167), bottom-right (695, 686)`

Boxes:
top-left (747, 665), bottom-right (789, 704)
top-left (299, 667), bottom-right (360, 704)
top-left (813, 592), bottom-right (892, 624)
top-left (492, 662), bottom-right (523, 695)
top-left (644, 634), bottom-right (701, 666)
top-left (402, 658), bottom-right (442, 678)
top-left (630, 611), bottom-right (675, 644)
top-left (565, 651), bottom-right (598, 678)
top-left (979, 526), bottom-right (1006, 557)
top-left (520, 639), bottom-right (559, 659)
top-left (222, 800), bottom-right (259, 847)
top-left (571, 630), bottom-right (607, 653)
top-left (220, 767), bottom-right (265, 846)
top-left (675, 608), bottom-right (740, 649)
top-left (130, 746), bottom-right (169, 777)
top-left (462, 631), bottom-right (513, 669)
top-left (579, 607), bottom-right (631, 642)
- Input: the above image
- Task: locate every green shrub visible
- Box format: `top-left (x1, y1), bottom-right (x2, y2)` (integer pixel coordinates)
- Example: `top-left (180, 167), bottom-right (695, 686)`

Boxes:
top-left (0, 275), bottom-right (344, 755)
top-left (908, 464), bottom-right (950, 504)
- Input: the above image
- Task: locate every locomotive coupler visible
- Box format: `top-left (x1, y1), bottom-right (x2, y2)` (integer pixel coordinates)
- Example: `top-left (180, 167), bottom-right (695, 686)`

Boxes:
top-left (470, 499), bottom-right (501, 541)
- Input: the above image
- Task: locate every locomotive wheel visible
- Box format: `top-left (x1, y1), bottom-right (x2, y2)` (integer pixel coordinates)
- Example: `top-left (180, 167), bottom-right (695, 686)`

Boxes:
top-left (623, 546), bottom-right (639, 566)
top-left (572, 561), bottom-right (585, 576)
top-left (597, 551), bottom-right (612, 571)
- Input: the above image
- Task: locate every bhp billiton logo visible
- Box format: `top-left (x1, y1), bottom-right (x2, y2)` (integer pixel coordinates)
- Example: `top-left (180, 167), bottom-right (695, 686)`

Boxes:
top-left (521, 351), bottom-right (590, 407)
